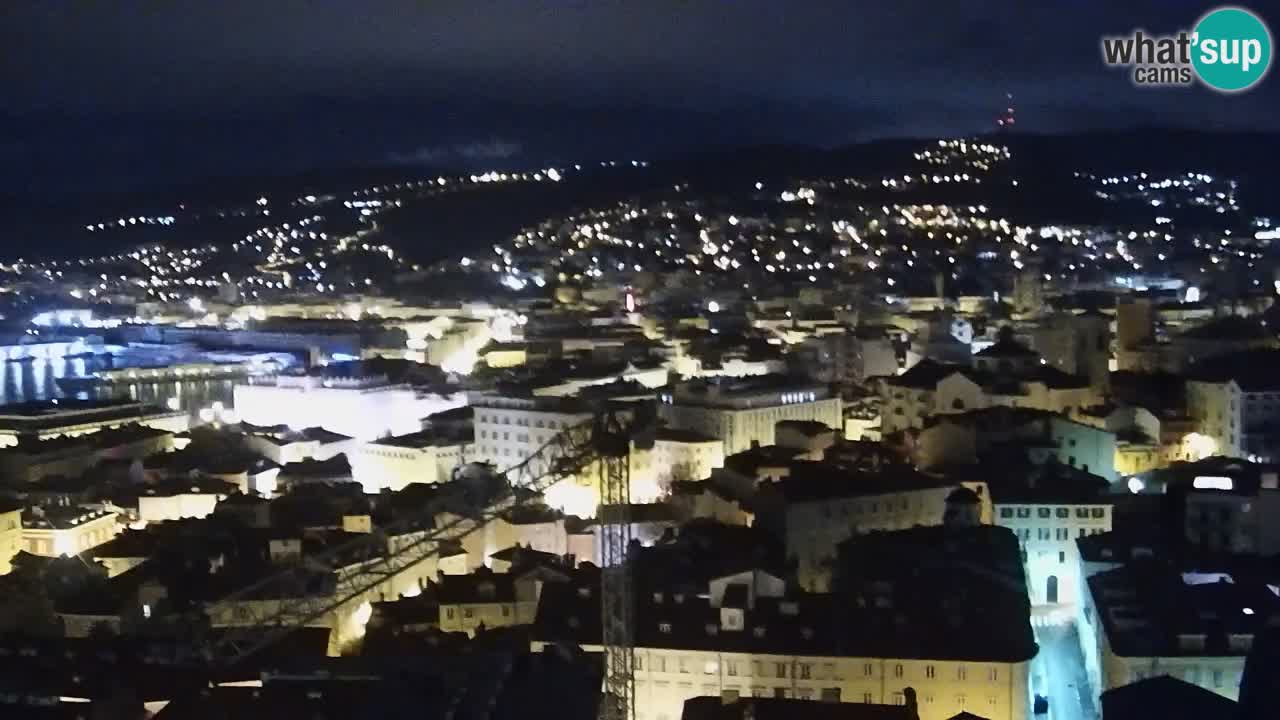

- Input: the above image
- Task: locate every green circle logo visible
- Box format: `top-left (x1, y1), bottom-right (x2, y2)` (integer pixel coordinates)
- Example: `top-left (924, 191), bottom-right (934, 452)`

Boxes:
top-left (1192, 7), bottom-right (1272, 92)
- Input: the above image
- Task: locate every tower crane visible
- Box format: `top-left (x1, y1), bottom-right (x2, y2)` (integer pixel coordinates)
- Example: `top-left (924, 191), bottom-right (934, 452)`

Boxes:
top-left (202, 407), bottom-right (637, 720)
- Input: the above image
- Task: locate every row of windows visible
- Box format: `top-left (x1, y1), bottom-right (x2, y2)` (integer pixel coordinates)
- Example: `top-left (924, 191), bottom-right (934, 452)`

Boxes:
top-left (479, 430), bottom-right (539, 443)
top-left (364, 448), bottom-right (419, 460)
top-left (638, 686), bottom-right (999, 711)
top-left (820, 497), bottom-right (916, 518)
top-left (1014, 527), bottom-right (1105, 543)
top-left (638, 656), bottom-right (1000, 683)
top-left (444, 605), bottom-right (512, 620)
top-left (476, 413), bottom-right (571, 429)
top-left (999, 506), bottom-right (1107, 520)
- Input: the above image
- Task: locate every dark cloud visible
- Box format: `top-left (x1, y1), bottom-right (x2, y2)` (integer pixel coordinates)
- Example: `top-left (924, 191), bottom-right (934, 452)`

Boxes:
top-left (3, 1), bottom-right (1279, 193)
top-left (388, 139), bottom-right (524, 166)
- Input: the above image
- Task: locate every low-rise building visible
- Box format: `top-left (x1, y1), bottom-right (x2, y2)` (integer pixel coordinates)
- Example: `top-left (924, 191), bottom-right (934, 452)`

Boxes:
top-left (436, 564), bottom-right (566, 636)
top-left (136, 477), bottom-right (239, 523)
top-left (21, 506), bottom-right (119, 557)
top-left (0, 399), bottom-right (188, 447)
top-left (0, 424), bottom-right (175, 484)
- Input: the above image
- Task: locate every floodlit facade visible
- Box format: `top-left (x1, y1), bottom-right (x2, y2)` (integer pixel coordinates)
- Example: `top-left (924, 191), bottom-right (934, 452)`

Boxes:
top-left (659, 377), bottom-right (842, 456)
top-left (350, 431), bottom-right (471, 493)
top-left (995, 499), bottom-right (1112, 608)
top-left (472, 394), bottom-right (662, 514)
top-left (653, 429), bottom-right (725, 486)
top-left (137, 480), bottom-right (236, 523)
top-left (234, 374), bottom-right (465, 440)
top-left (22, 507), bottom-right (120, 557)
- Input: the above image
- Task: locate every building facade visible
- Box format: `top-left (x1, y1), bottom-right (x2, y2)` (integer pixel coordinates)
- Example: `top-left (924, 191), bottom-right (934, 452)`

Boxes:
top-left (994, 499), bottom-right (1112, 608)
top-left (659, 378), bottom-right (842, 456)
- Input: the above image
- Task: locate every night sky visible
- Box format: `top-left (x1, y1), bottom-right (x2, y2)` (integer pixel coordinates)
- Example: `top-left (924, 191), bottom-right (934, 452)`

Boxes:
top-left (4, 1), bottom-right (1280, 195)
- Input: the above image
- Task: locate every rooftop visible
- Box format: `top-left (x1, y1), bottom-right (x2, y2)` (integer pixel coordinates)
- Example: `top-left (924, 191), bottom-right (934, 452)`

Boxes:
top-left (1101, 675), bottom-right (1238, 720)
top-left (766, 462), bottom-right (957, 503)
top-left (0, 399), bottom-right (179, 433)
top-left (656, 427), bottom-right (721, 444)
top-left (1087, 559), bottom-right (1280, 658)
top-left (974, 337), bottom-right (1038, 359)
top-left (373, 429), bottom-right (468, 450)
top-left (1180, 315), bottom-right (1272, 342)
top-left (683, 697), bottom-right (915, 720)
top-left (22, 506), bottom-right (116, 530)
top-left (538, 526), bottom-right (1034, 663)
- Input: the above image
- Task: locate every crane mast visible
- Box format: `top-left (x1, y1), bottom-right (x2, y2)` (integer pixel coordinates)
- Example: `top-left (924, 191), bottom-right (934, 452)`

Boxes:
top-left (595, 413), bottom-right (634, 720)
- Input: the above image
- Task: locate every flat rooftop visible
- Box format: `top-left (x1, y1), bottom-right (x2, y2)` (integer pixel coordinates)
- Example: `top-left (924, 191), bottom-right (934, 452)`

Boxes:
top-left (0, 399), bottom-right (178, 433)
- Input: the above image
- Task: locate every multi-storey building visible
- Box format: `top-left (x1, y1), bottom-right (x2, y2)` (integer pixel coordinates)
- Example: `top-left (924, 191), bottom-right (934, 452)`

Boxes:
top-left (1185, 379), bottom-right (1243, 460)
top-left (791, 326), bottom-right (898, 388)
top-left (235, 373), bottom-right (466, 441)
top-left (0, 399), bottom-right (188, 448)
top-left (0, 424), bottom-right (175, 484)
top-left (473, 393), bottom-right (662, 513)
top-left (659, 376), bottom-right (842, 456)
top-left (1027, 309), bottom-right (1112, 389)
top-left (755, 463), bottom-right (991, 592)
top-left (1117, 315), bottom-right (1277, 374)
top-left (1077, 559), bottom-right (1278, 703)
top-left (472, 395), bottom-right (595, 473)
top-left (434, 566), bottom-right (565, 636)
top-left (350, 429), bottom-right (472, 493)
top-left (914, 407), bottom-right (1118, 481)
top-left (1151, 457), bottom-right (1280, 555)
top-left (991, 473), bottom-right (1113, 609)
top-left (879, 353), bottom-right (1100, 437)
top-left (653, 428), bottom-right (725, 486)
top-left (535, 533), bottom-right (1037, 720)
top-left (1185, 349), bottom-right (1280, 461)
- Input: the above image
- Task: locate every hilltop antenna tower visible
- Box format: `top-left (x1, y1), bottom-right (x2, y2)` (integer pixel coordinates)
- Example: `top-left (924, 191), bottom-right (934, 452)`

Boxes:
top-left (996, 92), bottom-right (1016, 131)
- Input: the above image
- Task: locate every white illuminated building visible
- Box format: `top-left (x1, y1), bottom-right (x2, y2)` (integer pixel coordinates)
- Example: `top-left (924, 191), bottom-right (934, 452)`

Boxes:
top-left (234, 374), bottom-right (465, 441)
top-left (994, 494), bottom-right (1112, 611)
top-left (472, 394), bottom-right (662, 516)
top-left (350, 430), bottom-right (472, 493)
